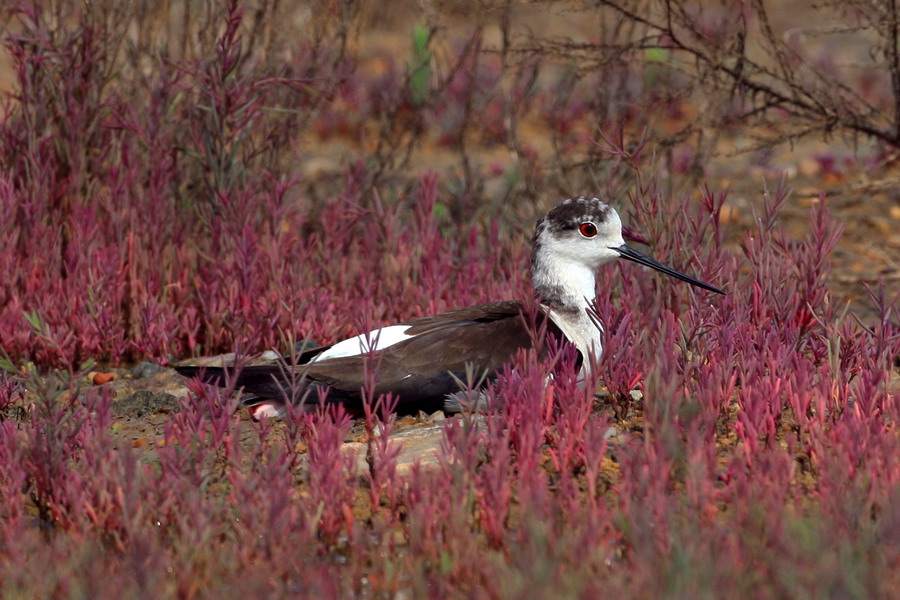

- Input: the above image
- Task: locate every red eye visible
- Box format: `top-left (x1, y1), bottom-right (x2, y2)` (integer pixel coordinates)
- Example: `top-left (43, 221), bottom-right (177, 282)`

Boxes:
top-left (579, 222), bottom-right (597, 237)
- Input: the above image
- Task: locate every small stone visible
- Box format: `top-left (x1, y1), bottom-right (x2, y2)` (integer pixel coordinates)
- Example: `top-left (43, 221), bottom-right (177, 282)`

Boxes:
top-left (629, 389), bottom-right (643, 401)
top-left (415, 410), bottom-right (446, 423)
top-left (130, 361), bottom-right (164, 379)
top-left (344, 421), bottom-right (450, 476)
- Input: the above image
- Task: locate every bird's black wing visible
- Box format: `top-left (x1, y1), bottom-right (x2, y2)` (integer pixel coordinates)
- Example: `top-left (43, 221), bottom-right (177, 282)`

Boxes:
top-left (299, 301), bottom-right (562, 410)
top-left (176, 301), bottom-right (571, 414)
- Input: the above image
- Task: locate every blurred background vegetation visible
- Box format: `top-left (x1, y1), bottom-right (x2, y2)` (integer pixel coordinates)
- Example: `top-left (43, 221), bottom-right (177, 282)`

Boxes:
top-left (4, 0), bottom-right (897, 315)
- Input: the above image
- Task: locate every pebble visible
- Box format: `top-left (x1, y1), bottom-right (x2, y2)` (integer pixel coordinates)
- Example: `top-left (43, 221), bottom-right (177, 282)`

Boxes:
top-left (130, 361), bottom-right (165, 379)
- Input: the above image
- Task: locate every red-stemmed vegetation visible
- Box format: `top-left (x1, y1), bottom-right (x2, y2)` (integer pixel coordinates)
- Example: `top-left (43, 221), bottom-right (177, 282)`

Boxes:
top-left (0, 1), bottom-right (897, 597)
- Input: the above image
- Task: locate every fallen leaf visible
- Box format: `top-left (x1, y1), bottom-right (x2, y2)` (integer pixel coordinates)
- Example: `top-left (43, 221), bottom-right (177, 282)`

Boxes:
top-left (92, 372), bottom-right (115, 385)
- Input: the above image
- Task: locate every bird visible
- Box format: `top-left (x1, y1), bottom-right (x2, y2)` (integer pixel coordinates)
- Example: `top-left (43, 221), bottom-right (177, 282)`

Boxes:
top-left (176, 196), bottom-right (724, 419)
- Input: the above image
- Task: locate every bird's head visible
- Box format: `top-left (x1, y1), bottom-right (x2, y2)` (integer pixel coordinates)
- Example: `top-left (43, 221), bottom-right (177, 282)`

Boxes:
top-left (532, 197), bottom-right (725, 295)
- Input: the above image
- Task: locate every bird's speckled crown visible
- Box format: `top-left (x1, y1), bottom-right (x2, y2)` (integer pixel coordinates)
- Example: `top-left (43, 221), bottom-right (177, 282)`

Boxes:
top-left (536, 197), bottom-right (611, 235)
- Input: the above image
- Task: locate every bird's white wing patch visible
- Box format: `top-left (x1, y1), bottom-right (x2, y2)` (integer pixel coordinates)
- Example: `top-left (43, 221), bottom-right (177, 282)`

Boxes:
top-left (309, 325), bottom-right (413, 362)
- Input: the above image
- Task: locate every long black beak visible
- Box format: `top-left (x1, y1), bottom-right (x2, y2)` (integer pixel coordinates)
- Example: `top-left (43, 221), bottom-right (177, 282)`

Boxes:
top-left (614, 244), bottom-right (725, 294)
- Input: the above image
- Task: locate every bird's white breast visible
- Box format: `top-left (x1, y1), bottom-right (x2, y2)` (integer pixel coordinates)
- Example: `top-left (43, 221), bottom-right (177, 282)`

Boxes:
top-left (545, 307), bottom-right (603, 374)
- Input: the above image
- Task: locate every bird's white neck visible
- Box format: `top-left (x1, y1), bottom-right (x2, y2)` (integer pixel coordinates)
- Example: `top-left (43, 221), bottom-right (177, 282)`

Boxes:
top-left (531, 249), bottom-right (604, 368)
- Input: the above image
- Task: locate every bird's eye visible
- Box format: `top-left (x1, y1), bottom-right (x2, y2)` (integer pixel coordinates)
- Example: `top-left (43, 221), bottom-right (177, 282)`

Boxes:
top-left (579, 222), bottom-right (598, 238)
